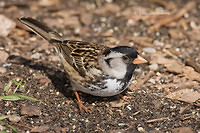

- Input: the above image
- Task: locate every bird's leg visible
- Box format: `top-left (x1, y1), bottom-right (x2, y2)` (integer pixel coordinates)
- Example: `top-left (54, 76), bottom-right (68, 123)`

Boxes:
top-left (115, 94), bottom-right (129, 102)
top-left (74, 90), bottom-right (91, 112)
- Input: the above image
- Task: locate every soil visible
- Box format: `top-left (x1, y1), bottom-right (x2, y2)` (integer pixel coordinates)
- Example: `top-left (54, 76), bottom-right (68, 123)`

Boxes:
top-left (0, 0), bottom-right (200, 132)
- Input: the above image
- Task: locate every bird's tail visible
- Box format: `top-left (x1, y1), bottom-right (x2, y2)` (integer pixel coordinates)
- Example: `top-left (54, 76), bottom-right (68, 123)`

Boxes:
top-left (18, 17), bottom-right (63, 43)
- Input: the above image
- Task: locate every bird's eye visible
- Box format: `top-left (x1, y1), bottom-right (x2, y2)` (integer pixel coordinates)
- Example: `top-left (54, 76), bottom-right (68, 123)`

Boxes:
top-left (122, 56), bottom-right (129, 61)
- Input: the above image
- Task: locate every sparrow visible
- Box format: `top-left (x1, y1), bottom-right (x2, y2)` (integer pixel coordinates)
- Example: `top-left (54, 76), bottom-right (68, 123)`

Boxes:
top-left (18, 17), bottom-right (147, 112)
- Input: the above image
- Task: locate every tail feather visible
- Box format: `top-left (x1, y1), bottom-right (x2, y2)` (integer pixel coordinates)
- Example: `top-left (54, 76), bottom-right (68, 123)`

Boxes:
top-left (18, 17), bottom-right (63, 43)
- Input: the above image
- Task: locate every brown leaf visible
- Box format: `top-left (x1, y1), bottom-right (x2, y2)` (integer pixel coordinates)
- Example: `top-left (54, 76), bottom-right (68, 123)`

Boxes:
top-left (31, 125), bottom-right (49, 133)
top-left (172, 127), bottom-right (194, 133)
top-left (166, 89), bottom-right (200, 104)
top-left (21, 105), bottom-right (41, 116)
top-left (110, 101), bottom-right (127, 108)
top-left (183, 66), bottom-right (200, 81)
top-left (151, 53), bottom-right (200, 81)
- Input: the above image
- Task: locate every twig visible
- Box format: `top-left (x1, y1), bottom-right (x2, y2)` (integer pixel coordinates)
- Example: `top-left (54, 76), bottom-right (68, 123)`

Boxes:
top-left (148, 1), bottom-right (195, 34)
top-left (133, 111), bottom-right (140, 116)
top-left (146, 117), bottom-right (169, 123)
top-left (179, 105), bottom-right (191, 114)
top-left (135, 71), bottom-right (155, 89)
top-left (10, 122), bottom-right (33, 130)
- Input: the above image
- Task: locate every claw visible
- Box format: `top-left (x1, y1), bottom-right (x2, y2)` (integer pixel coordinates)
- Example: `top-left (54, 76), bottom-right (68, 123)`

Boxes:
top-left (74, 90), bottom-right (92, 112)
top-left (115, 94), bottom-right (129, 102)
top-left (77, 101), bottom-right (92, 112)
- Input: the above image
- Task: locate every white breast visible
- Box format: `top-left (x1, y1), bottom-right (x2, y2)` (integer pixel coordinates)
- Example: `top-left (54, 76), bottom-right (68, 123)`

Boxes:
top-left (76, 78), bottom-right (124, 97)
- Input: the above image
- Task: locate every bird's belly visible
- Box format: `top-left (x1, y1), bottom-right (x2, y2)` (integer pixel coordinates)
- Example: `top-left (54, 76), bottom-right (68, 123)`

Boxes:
top-left (77, 78), bottom-right (130, 97)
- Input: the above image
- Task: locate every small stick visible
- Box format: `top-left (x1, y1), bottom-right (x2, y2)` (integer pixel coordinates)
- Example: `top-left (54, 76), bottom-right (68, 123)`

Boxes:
top-left (148, 1), bottom-right (195, 34)
top-left (10, 122), bottom-right (33, 130)
top-left (136, 71), bottom-right (155, 89)
top-left (146, 117), bottom-right (169, 123)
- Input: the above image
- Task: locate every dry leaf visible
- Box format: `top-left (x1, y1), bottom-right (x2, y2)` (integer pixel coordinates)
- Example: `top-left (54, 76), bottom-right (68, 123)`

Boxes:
top-left (172, 127), bottom-right (194, 133)
top-left (183, 66), bottom-right (200, 81)
top-left (150, 53), bottom-right (200, 81)
top-left (110, 101), bottom-right (127, 108)
top-left (166, 89), bottom-right (200, 104)
top-left (31, 125), bottom-right (50, 133)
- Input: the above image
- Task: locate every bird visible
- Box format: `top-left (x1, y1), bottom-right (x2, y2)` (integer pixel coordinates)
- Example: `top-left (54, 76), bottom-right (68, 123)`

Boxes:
top-left (18, 17), bottom-right (147, 112)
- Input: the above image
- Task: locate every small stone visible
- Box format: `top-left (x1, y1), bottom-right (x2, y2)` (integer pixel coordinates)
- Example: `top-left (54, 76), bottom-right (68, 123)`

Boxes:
top-left (137, 126), bottom-right (145, 132)
top-left (118, 123), bottom-right (126, 126)
top-left (85, 119), bottom-right (89, 123)
top-left (149, 63), bottom-right (158, 71)
top-left (2, 63), bottom-right (12, 67)
top-left (0, 51), bottom-right (9, 65)
top-left (21, 105), bottom-right (41, 116)
top-left (143, 47), bottom-right (156, 54)
top-left (9, 115), bottom-right (21, 123)
top-left (126, 105), bottom-right (132, 110)
top-left (31, 53), bottom-right (42, 59)
top-left (148, 78), bottom-right (156, 84)
top-left (72, 125), bottom-right (76, 129)
top-left (0, 67), bottom-right (6, 73)
top-left (153, 40), bottom-right (164, 46)
top-left (0, 15), bottom-right (16, 37)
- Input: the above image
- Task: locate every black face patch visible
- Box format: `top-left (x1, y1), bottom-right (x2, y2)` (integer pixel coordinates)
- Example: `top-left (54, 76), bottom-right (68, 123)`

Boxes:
top-left (104, 46), bottom-right (138, 62)
top-left (103, 49), bottom-right (112, 57)
top-left (105, 58), bottom-right (112, 67)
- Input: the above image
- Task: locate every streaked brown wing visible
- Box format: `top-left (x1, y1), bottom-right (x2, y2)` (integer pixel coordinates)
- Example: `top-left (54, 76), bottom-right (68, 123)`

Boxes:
top-left (56, 40), bottom-right (107, 77)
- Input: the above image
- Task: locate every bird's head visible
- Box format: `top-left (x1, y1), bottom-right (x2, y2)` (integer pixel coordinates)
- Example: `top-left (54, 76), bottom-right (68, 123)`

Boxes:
top-left (100, 46), bottom-right (147, 79)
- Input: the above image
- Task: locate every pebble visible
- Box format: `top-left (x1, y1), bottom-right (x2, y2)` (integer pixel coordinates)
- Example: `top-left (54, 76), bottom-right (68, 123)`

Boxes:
top-left (126, 105), bottom-right (132, 110)
top-left (0, 51), bottom-right (9, 64)
top-left (149, 63), bottom-right (158, 71)
top-left (31, 53), bottom-right (42, 59)
top-left (0, 14), bottom-right (16, 37)
top-left (118, 123), bottom-right (126, 126)
top-left (134, 68), bottom-right (142, 74)
top-left (137, 126), bottom-right (145, 132)
top-left (2, 63), bottom-right (12, 67)
top-left (149, 78), bottom-right (156, 84)
top-left (0, 67), bottom-right (6, 73)
top-left (154, 40), bottom-right (164, 46)
top-left (9, 115), bottom-right (21, 123)
top-left (143, 47), bottom-right (156, 54)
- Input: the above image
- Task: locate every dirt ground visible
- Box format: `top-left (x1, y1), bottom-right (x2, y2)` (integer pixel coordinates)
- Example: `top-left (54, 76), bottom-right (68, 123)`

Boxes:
top-left (0, 0), bottom-right (200, 132)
